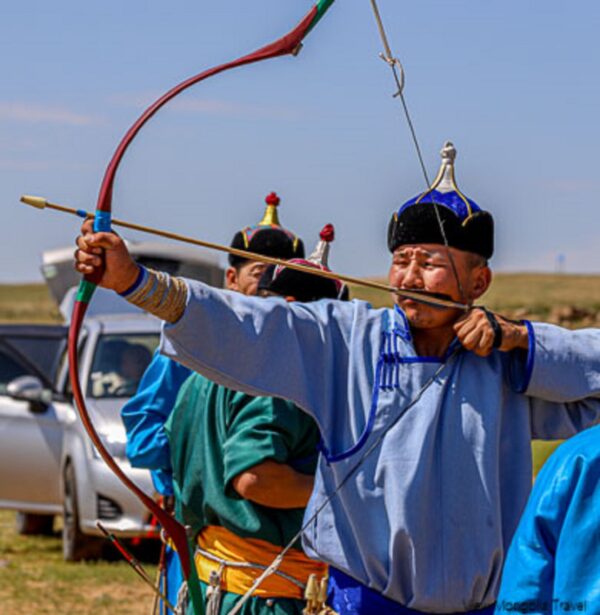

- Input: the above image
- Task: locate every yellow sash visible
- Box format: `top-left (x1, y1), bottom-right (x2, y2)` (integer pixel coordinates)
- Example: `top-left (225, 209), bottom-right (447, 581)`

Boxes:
top-left (195, 525), bottom-right (328, 599)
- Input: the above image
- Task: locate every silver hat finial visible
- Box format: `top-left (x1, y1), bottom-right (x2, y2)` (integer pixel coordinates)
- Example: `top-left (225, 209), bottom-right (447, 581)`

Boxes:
top-left (437, 141), bottom-right (457, 193)
top-left (440, 141), bottom-right (456, 164)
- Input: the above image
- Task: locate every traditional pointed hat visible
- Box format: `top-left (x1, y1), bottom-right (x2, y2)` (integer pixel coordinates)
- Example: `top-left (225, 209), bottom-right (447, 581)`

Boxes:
top-left (258, 224), bottom-right (348, 302)
top-left (229, 192), bottom-right (305, 265)
top-left (387, 142), bottom-right (494, 259)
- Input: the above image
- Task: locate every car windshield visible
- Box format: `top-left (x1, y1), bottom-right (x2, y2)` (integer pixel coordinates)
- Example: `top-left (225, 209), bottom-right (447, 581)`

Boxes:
top-left (88, 333), bottom-right (159, 399)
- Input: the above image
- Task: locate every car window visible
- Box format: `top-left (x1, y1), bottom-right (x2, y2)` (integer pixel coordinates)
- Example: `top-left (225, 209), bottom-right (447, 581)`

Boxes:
top-left (88, 334), bottom-right (159, 399)
top-left (5, 336), bottom-right (65, 382)
top-left (0, 335), bottom-right (66, 393)
top-left (0, 346), bottom-right (31, 394)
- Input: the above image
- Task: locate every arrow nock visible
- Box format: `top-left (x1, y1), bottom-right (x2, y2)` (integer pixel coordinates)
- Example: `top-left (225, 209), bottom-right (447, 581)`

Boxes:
top-left (20, 195), bottom-right (48, 209)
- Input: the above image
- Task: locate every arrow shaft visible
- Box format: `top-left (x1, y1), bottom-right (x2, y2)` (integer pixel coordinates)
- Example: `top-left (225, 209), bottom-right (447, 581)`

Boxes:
top-left (25, 197), bottom-right (469, 311)
top-left (96, 522), bottom-right (176, 611)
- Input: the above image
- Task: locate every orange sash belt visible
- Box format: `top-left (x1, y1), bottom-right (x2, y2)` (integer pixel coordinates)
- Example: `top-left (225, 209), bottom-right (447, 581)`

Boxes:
top-left (195, 525), bottom-right (327, 599)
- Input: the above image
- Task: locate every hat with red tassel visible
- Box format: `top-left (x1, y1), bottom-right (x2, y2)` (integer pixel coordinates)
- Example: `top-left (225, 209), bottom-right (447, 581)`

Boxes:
top-left (258, 224), bottom-right (348, 302)
top-left (229, 192), bottom-right (305, 266)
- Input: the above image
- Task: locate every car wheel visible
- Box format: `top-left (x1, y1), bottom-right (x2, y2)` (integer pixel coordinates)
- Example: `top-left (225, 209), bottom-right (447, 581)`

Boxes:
top-left (62, 462), bottom-right (104, 561)
top-left (15, 512), bottom-right (55, 536)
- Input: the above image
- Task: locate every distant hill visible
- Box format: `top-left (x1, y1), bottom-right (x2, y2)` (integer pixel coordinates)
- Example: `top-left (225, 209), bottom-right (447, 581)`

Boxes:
top-left (0, 283), bottom-right (60, 323)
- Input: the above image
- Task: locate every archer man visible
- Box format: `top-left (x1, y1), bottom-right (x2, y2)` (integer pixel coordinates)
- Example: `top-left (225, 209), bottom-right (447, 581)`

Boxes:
top-left (74, 143), bottom-right (600, 615)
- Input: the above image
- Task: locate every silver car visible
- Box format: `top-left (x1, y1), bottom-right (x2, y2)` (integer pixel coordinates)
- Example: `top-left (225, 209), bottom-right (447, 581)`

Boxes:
top-left (0, 291), bottom-right (161, 560)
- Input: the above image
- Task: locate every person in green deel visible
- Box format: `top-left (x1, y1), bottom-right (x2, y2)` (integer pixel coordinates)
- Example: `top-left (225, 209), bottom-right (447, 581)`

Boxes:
top-left (165, 225), bottom-right (347, 615)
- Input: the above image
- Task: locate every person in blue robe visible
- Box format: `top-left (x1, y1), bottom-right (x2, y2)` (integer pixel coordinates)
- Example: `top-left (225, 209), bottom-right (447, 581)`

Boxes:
top-left (121, 351), bottom-right (190, 613)
top-left (495, 424), bottom-right (600, 614)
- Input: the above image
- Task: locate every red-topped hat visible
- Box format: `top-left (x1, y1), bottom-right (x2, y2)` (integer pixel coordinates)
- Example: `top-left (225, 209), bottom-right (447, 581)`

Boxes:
top-left (229, 192), bottom-right (304, 266)
top-left (307, 223), bottom-right (335, 268)
top-left (258, 224), bottom-right (348, 302)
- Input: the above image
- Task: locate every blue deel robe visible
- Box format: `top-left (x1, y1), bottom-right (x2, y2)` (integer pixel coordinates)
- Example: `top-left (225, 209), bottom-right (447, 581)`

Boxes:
top-left (157, 280), bottom-right (600, 614)
top-left (495, 424), bottom-right (600, 615)
top-left (120, 350), bottom-right (191, 614)
top-left (121, 349), bottom-right (191, 495)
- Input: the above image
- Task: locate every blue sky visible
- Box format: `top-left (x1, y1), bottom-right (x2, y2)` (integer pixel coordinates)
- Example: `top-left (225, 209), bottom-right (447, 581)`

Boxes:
top-left (1, 0), bottom-right (599, 282)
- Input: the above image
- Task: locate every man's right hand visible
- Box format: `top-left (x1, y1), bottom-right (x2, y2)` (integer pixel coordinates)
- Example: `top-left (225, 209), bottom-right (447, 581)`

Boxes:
top-left (75, 219), bottom-right (140, 293)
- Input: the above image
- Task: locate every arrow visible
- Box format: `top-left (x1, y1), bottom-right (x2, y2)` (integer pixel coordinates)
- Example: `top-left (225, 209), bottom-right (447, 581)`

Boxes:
top-left (96, 521), bottom-right (176, 612)
top-left (20, 194), bottom-right (469, 312)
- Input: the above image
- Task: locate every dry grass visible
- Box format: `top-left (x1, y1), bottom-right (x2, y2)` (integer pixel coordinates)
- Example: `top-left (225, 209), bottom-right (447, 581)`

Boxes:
top-left (0, 511), bottom-right (156, 614)
top-left (0, 284), bottom-right (61, 323)
top-left (483, 273), bottom-right (600, 308)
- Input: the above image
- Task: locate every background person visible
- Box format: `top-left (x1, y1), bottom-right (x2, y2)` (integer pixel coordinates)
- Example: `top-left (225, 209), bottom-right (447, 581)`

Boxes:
top-left (120, 192), bottom-right (305, 613)
top-left (495, 423), bottom-right (600, 614)
top-left (166, 225), bottom-right (345, 614)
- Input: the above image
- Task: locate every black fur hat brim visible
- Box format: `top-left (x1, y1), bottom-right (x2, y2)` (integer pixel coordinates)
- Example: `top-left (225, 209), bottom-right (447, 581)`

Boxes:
top-left (387, 203), bottom-right (494, 259)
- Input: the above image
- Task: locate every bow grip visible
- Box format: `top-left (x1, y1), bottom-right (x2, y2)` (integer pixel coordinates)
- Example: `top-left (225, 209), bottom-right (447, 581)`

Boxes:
top-left (83, 211), bottom-right (112, 286)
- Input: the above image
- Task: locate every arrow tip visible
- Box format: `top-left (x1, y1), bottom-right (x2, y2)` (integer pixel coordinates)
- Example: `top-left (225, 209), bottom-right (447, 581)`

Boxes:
top-left (20, 195), bottom-right (48, 209)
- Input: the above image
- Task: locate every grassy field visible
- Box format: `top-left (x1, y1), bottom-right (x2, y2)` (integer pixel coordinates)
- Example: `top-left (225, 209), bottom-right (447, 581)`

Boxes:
top-left (0, 275), bottom-right (597, 612)
top-left (481, 273), bottom-right (600, 317)
top-left (0, 511), bottom-right (156, 614)
top-left (0, 283), bottom-right (61, 323)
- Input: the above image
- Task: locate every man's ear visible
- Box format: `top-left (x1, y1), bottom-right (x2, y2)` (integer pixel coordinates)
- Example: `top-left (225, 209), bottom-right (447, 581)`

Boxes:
top-left (225, 267), bottom-right (239, 291)
top-left (472, 266), bottom-right (492, 300)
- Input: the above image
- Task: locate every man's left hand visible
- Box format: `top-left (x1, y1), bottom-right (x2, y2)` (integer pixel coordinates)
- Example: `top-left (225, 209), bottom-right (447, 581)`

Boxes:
top-left (453, 308), bottom-right (529, 357)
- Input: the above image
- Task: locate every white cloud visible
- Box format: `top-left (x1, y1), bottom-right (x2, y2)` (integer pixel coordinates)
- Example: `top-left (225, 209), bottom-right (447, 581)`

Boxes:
top-left (109, 91), bottom-right (302, 120)
top-left (0, 102), bottom-right (102, 126)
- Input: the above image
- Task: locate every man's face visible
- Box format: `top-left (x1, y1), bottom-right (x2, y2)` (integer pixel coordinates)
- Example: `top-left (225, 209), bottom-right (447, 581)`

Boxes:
top-left (226, 261), bottom-right (268, 296)
top-left (388, 244), bottom-right (491, 330)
